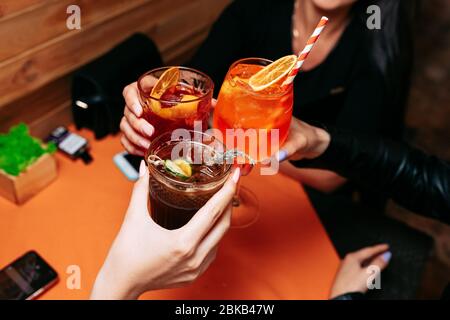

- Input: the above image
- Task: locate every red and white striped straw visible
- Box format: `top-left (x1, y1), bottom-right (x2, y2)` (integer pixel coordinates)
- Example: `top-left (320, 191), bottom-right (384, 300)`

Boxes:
top-left (282, 16), bottom-right (329, 87)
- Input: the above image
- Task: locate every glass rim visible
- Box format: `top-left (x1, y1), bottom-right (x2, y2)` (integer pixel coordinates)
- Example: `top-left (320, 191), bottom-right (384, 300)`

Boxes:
top-left (146, 130), bottom-right (232, 189)
top-left (226, 57), bottom-right (293, 98)
top-left (137, 66), bottom-right (214, 104)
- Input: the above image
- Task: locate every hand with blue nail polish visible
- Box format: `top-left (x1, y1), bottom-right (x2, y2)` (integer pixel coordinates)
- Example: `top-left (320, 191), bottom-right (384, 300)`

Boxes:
top-left (274, 118), bottom-right (331, 162)
top-left (329, 244), bottom-right (391, 299)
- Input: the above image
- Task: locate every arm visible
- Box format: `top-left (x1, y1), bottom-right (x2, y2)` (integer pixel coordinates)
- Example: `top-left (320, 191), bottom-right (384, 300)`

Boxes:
top-left (295, 127), bottom-right (450, 224)
top-left (91, 162), bottom-right (240, 299)
top-left (279, 163), bottom-right (346, 193)
top-left (278, 119), bottom-right (450, 224)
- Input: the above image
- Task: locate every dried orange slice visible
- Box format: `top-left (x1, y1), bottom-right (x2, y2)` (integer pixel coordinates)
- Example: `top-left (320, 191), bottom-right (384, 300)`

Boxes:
top-left (248, 55), bottom-right (297, 92)
top-left (157, 94), bottom-right (199, 120)
top-left (149, 67), bottom-right (197, 119)
top-left (149, 67), bottom-right (180, 117)
top-left (151, 67), bottom-right (180, 98)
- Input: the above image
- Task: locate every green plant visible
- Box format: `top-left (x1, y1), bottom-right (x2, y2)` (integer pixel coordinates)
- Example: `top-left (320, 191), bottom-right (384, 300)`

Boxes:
top-left (0, 123), bottom-right (56, 176)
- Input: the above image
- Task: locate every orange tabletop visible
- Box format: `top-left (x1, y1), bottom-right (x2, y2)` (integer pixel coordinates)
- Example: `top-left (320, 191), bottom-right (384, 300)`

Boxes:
top-left (0, 128), bottom-right (339, 300)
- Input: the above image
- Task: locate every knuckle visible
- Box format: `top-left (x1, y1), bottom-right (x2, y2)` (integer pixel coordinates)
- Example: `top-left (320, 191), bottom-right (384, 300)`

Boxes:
top-left (121, 136), bottom-right (135, 154)
top-left (120, 135), bottom-right (127, 146)
top-left (129, 132), bottom-right (141, 146)
top-left (297, 135), bottom-right (307, 148)
top-left (185, 272), bottom-right (198, 283)
top-left (119, 117), bottom-right (127, 131)
top-left (173, 239), bottom-right (194, 258)
top-left (122, 86), bottom-right (129, 97)
top-left (129, 114), bottom-right (140, 128)
top-left (186, 258), bottom-right (202, 272)
top-left (344, 253), bottom-right (354, 261)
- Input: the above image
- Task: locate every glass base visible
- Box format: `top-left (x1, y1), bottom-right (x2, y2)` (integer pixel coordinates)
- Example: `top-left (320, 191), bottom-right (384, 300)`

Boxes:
top-left (230, 186), bottom-right (260, 228)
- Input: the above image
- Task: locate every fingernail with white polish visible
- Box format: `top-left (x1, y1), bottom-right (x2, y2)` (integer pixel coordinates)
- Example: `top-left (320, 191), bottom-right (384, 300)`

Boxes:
top-left (142, 124), bottom-right (154, 137)
top-left (140, 139), bottom-right (150, 149)
top-left (133, 103), bottom-right (143, 116)
top-left (232, 167), bottom-right (241, 183)
top-left (277, 150), bottom-right (288, 162)
top-left (139, 160), bottom-right (146, 177)
top-left (382, 251), bottom-right (392, 262)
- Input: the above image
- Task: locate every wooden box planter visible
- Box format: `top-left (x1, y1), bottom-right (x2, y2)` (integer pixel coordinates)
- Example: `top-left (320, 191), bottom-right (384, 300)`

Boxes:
top-left (0, 154), bottom-right (57, 205)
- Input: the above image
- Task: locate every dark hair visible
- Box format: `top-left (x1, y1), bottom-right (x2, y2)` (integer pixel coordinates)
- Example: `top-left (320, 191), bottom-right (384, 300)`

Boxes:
top-left (353, 0), bottom-right (417, 138)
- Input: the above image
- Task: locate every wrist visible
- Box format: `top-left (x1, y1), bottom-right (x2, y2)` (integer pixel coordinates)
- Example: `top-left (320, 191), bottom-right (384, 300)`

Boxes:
top-left (91, 259), bottom-right (142, 300)
top-left (308, 127), bottom-right (330, 159)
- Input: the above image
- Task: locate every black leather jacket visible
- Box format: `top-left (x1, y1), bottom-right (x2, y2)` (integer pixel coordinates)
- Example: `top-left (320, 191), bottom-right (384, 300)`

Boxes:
top-left (292, 128), bottom-right (450, 300)
top-left (292, 128), bottom-right (450, 225)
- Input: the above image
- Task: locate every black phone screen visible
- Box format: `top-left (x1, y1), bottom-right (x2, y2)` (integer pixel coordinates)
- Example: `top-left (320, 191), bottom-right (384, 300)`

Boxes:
top-left (124, 154), bottom-right (143, 172)
top-left (0, 251), bottom-right (58, 300)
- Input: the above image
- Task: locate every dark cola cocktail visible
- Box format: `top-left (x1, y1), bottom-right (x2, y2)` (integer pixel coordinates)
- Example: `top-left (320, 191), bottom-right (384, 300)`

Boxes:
top-left (146, 131), bottom-right (231, 230)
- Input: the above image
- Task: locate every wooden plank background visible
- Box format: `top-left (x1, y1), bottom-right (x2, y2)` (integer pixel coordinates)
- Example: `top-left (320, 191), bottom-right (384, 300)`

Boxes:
top-left (0, 0), bottom-right (230, 137)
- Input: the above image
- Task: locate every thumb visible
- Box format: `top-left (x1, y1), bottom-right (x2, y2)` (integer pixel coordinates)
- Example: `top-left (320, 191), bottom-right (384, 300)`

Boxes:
top-left (128, 160), bottom-right (150, 213)
top-left (369, 251), bottom-right (392, 272)
top-left (273, 135), bottom-right (306, 163)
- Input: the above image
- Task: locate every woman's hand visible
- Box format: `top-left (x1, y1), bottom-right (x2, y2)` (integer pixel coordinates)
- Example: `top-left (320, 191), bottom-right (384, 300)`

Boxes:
top-left (91, 161), bottom-right (240, 299)
top-left (120, 82), bottom-right (217, 156)
top-left (275, 117), bottom-right (331, 162)
top-left (272, 118), bottom-right (345, 193)
top-left (329, 244), bottom-right (392, 299)
top-left (120, 82), bottom-right (155, 156)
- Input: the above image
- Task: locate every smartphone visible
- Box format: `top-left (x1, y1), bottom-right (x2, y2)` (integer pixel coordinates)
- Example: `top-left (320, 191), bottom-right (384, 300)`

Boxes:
top-left (0, 251), bottom-right (58, 300)
top-left (46, 126), bottom-right (93, 164)
top-left (113, 152), bottom-right (143, 181)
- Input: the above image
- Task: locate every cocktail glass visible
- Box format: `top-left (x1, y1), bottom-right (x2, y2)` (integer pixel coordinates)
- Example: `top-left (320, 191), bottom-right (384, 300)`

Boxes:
top-left (138, 67), bottom-right (214, 137)
top-left (213, 58), bottom-right (294, 227)
top-left (146, 130), bottom-right (232, 230)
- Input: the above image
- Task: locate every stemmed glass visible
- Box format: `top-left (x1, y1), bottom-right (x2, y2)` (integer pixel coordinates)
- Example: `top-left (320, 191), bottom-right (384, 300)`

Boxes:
top-left (213, 58), bottom-right (294, 227)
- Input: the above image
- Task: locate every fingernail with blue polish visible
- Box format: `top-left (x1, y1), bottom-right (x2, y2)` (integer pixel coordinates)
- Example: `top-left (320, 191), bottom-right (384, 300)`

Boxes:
top-left (277, 150), bottom-right (288, 162)
top-left (382, 251), bottom-right (392, 262)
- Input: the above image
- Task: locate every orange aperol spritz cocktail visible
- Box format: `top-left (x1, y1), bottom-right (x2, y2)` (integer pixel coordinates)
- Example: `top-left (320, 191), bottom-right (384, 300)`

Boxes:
top-left (213, 56), bottom-right (296, 227)
top-left (214, 57), bottom-right (294, 162)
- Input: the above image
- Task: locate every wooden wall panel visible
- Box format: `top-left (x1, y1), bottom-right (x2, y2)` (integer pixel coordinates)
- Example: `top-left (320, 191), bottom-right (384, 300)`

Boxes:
top-left (0, 0), bottom-right (47, 20)
top-left (0, 0), bottom-right (231, 138)
top-left (0, 0), bottom-right (148, 62)
top-left (0, 76), bottom-right (71, 135)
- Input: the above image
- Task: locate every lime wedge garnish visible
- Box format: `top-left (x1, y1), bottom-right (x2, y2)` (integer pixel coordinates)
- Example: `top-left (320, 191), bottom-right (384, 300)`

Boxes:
top-left (174, 158), bottom-right (192, 177)
top-left (164, 159), bottom-right (192, 179)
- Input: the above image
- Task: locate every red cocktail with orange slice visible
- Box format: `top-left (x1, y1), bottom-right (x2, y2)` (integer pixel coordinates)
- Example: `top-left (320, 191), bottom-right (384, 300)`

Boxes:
top-left (138, 67), bottom-right (214, 136)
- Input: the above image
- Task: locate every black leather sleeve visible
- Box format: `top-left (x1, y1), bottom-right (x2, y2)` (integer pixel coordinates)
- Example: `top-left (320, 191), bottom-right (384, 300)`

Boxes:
top-left (331, 292), bottom-right (366, 300)
top-left (291, 128), bottom-right (450, 225)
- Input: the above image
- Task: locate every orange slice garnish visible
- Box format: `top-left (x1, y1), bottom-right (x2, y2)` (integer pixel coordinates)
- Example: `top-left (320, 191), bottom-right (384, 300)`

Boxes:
top-left (248, 55), bottom-right (297, 92)
top-left (149, 67), bottom-right (198, 119)
top-left (149, 67), bottom-right (180, 118)
top-left (151, 67), bottom-right (180, 98)
top-left (149, 67), bottom-right (199, 120)
top-left (157, 95), bottom-right (199, 120)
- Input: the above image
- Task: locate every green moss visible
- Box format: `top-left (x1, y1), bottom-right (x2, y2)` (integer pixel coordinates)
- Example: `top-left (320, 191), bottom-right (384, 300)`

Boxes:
top-left (0, 123), bottom-right (56, 176)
